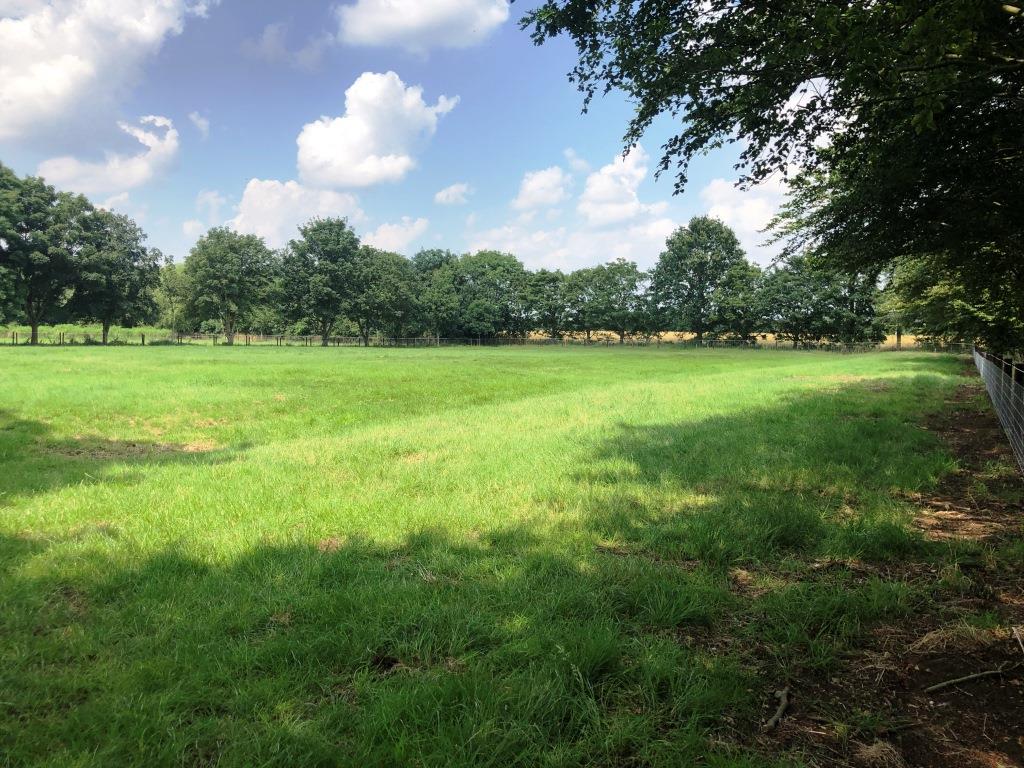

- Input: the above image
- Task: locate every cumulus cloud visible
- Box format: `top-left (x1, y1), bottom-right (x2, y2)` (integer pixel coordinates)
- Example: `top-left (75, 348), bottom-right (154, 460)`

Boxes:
top-left (434, 182), bottom-right (471, 205)
top-left (563, 148), bottom-right (590, 174)
top-left (363, 216), bottom-right (429, 253)
top-left (0, 0), bottom-right (216, 142)
top-left (577, 145), bottom-right (666, 226)
top-left (512, 166), bottom-right (570, 210)
top-left (468, 217), bottom-right (676, 272)
top-left (188, 111), bottom-right (210, 139)
top-left (37, 115), bottom-right (179, 197)
top-left (182, 188), bottom-right (227, 238)
top-left (297, 71), bottom-right (457, 188)
top-left (336, 0), bottom-right (508, 51)
top-left (227, 179), bottom-right (365, 248)
top-left (699, 176), bottom-right (787, 264)
top-left (242, 22), bottom-right (332, 71)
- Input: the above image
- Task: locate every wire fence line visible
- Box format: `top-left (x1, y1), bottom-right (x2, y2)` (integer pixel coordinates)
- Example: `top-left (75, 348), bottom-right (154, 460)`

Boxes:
top-left (973, 347), bottom-right (1024, 474)
top-left (3, 330), bottom-right (973, 354)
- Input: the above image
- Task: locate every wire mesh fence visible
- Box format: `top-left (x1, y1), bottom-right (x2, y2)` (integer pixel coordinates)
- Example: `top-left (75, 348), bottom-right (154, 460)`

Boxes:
top-left (973, 347), bottom-right (1024, 474)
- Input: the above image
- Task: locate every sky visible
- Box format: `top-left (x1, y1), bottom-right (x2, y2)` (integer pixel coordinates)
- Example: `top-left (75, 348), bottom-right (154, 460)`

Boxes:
top-left (0, 0), bottom-right (785, 270)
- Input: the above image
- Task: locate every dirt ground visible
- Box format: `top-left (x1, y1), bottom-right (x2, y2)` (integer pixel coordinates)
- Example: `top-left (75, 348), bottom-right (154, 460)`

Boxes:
top-left (752, 374), bottom-right (1024, 768)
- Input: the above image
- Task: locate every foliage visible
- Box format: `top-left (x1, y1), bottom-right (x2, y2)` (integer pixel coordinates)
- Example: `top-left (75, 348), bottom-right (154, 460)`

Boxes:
top-left (67, 210), bottom-right (161, 343)
top-left (281, 217), bottom-right (361, 345)
top-left (183, 227), bottom-right (274, 345)
top-left (762, 255), bottom-right (884, 347)
top-left (883, 256), bottom-right (1024, 354)
top-left (348, 246), bottom-right (420, 343)
top-left (652, 217), bottom-right (749, 342)
top-left (0, 163), bottom-right (94, 343)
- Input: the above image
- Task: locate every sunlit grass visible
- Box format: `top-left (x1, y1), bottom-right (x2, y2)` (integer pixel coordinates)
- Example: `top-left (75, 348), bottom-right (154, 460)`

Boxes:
top-left (0, 347), bottom-right (973, 766)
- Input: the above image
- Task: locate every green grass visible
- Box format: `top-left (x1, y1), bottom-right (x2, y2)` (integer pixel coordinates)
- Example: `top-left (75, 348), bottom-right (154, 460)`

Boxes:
top-left (0, 347), bottom-right (976, 766)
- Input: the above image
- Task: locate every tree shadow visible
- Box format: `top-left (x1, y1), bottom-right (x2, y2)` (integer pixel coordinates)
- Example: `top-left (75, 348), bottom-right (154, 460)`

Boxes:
top-left (0, 524), bottom-right (759, 767)
top-left (570, 372), bottom-right (961, 569)
top-left (0, 409), bottom-right (242, 507)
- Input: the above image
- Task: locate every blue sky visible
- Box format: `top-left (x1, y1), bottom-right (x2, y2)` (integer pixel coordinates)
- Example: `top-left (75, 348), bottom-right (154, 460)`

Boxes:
top-left (0, 0), bottom-right (783, 269)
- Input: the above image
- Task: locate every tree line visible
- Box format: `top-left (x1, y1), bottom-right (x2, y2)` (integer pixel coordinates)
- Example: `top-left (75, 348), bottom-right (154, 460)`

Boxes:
top-left (0, 162), bottom-right (963, 348)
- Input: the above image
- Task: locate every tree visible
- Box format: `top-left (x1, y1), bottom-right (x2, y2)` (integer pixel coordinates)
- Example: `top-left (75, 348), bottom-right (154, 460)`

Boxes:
top-left (714, 262), bottom-right (766, 342)
top-left (883, 257), bottom-right (1024, 354)
top-left (591, 258), bottom-right (644, 344)
top-left (348, 246), bottom-right (419, 344)
top-left (282, 217), bottom-right (361, 345)
top-left (156, 257), bottom-right (189, 332)
top-left (564, 267), bottom-right (602, 341)
top-left (450, 251), bottom-right (530, 339)
top-left (183, 227), bottom-right (273, 345)
top-left (0, 165), bottom-right (93, 345)
top-left (68, 210), bottom-right (160, 344)
top-left (762, 255), bottom-right (883, 348)
top-left (652, 217), bottom-right (747, 344)
top-left (526, 269), bottom-right (568, 338)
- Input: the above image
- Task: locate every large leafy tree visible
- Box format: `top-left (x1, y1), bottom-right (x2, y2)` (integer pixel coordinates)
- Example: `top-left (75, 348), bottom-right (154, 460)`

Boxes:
top-left (450, 251), bottom-right (530, 339)
top-left (883, 256), bottom-right (1024, 354)
top-left (651, 217), bottom-right (747, 343)
top-left (281, 217), bottom-right (361, 345)
top-left (0, 164), bottom-right (93, 344)
top-left (762, 255), bottom-right (883, 347)
top-left (564, 267), bottom-right (602, 341)
top-left (526, 269), bottom-right (569, 338)
top-left (156, 257), bottom-right (189, 332)
top-left (348, 246), bottom-right (419, 344)
top-left (714, 262), bottom-right (767, 342)
top-left (184, 227), bottom-right (274, 345)
top-left (69, 210), bottom-right (161, 344)
top-left (591, 258), bottom-right (645, 344)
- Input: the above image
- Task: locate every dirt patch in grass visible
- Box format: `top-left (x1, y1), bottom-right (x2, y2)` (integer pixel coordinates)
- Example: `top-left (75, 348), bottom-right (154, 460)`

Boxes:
top-left (51, 435), bottom-right (220, 459)
top-left (739, 377), bottom-right (1024, 768)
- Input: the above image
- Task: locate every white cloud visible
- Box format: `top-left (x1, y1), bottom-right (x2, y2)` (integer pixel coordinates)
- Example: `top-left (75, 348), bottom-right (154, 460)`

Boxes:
top-left (182, 219), bottom-right (205, 237)
top-left (0, 1), bottom-right (216, 142)
top-left (242, 22), bottom-right (331, 71)
top-left (577, 145), bottom-right (666, 226)
top-left (563, 148), bottom-right (590, 174)
top-left (699, 176), bottom-right (787, 264)
top-left (512, 166), bottom-right (570, 210)
top-left (363, 216), bottom-right (429, 253)
top-left (434, 182), bottom-right (471, 205)
top-left (188, 111), bottom-right (209, 139)
top-left (297, 71), bottom-right (457, 188)
top-left (336, 0), bottom-right (508, 51)
top-left (37, 115), bottom-right (179, 197)
top-left (227, 178), bottom-right (365, 248)
top-left (181, 188), bottom-right (227, 238)
top-left (468, 217), bottom-right (676, 272)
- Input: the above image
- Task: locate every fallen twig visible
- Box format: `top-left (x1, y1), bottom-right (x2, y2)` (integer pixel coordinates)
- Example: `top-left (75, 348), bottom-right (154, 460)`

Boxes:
top-left (763, 686), bottom-right (791, 730)
top-left (1013, 626), bottom-right (1024, 656)
top-left (924, 663), bottom-right (1016, 694)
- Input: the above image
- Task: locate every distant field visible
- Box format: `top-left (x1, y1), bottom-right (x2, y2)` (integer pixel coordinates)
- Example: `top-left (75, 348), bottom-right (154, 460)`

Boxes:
top-left (1, 347), bottom-right (1018, 766)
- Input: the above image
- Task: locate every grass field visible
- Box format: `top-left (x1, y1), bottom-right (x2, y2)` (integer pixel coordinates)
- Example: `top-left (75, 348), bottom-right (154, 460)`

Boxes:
top-left (1, 347), bottom-right (1019, 767)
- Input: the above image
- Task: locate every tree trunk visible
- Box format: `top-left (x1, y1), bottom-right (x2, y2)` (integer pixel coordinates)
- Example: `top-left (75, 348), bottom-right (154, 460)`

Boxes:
top-left (102, 321), bottom-right (110, 346)
top-left (694, 330), bottom-right (704, 347)
top-left (30, 322), bottom-right (39, 346)
top-left (618, 331), bottom-right (625, 345)
top-left (896, 325), bottom-right (903, 350)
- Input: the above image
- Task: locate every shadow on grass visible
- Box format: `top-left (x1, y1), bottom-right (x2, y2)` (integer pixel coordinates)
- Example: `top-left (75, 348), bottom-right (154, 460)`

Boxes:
top-left (0, 366), bottom-right (982, 768)
top-left (0, 409), bottom-right (242, 508)
top-left (573, 372), bottom-right (963, 569)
